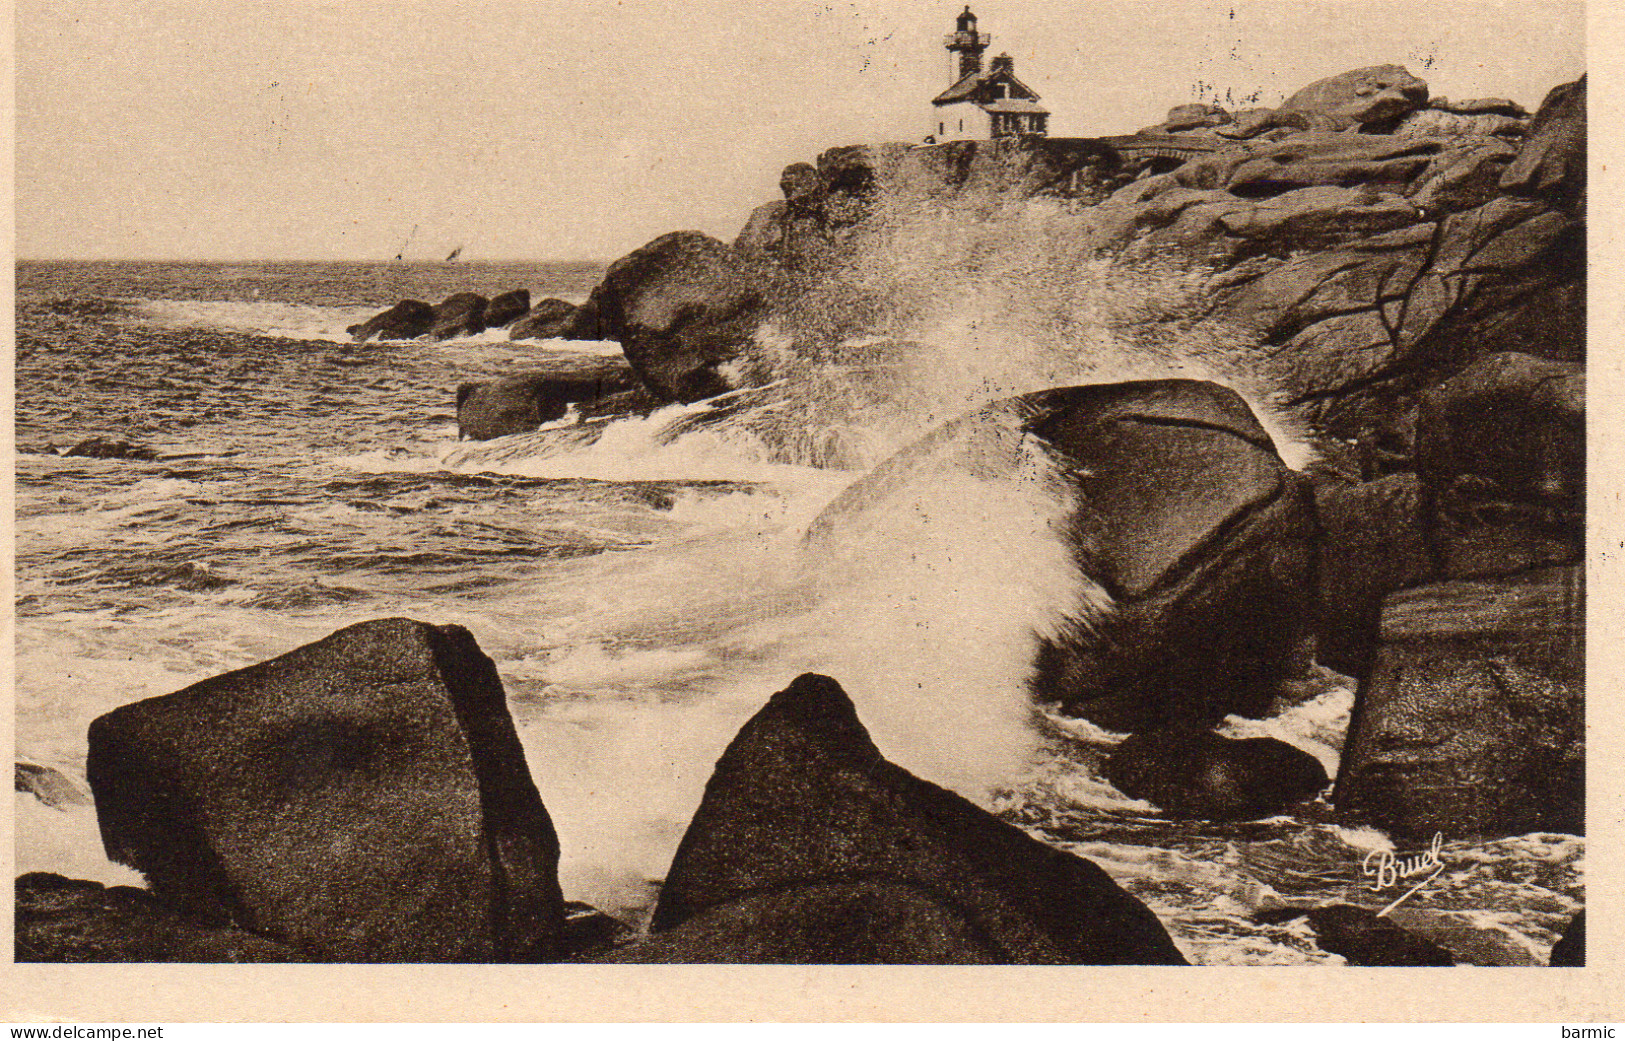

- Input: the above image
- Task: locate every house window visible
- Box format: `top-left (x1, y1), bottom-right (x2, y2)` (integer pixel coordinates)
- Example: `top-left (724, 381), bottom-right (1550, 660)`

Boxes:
top-left (958, 118), bottom-right (964, 132)
top-left (939, 122), bottom-right (944, 136)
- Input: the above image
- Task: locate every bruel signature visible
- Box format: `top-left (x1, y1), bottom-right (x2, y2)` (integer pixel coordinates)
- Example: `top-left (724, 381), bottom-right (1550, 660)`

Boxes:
top-left (1361, 832), bottom-right (1447, 916)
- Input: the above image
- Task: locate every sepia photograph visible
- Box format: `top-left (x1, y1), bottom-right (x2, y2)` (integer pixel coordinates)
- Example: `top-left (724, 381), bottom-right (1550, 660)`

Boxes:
top-left (6, 0), bottom-right (1610, 1020)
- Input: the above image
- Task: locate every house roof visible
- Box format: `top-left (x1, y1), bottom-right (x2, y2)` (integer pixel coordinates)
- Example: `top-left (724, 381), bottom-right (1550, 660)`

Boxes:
top-left (931, 66), bottom-right (1041, 107)
top-left (982, 98), bottom-right (1049, 114)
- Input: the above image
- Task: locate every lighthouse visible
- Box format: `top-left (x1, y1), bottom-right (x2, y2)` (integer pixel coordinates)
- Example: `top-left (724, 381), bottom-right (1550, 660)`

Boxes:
top-left (930, 9), bottom-right (1050, 142)
top-left (943, 6), bottom-right (991, 84)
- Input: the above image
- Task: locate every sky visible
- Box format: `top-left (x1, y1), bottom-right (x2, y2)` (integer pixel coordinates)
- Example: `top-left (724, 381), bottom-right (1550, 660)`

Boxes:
top-left (15, 0), bottom-right (1587, 262)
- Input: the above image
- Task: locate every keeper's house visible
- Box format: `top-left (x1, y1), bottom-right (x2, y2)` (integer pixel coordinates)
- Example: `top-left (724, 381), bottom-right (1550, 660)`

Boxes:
top-left (930, 8), bottom-right (1050, 142)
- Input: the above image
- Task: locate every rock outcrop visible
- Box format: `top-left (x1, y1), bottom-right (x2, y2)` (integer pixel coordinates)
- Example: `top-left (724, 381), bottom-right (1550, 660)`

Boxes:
top-left (581, 231), bottom-right (774, 402)
top-left (347, 299), bottom-right (434, 342)
top-left (609, 674), bottom-right (1186, 964)
top-left (87, 618), bottom-right (566, 962)
top-left (1104, 729), bottom-right (1328, 820)
top-left (456, 364), bottom-right (638, 440)
top-left (483, 289), bottom-right (532, 329)
top-left (509, 298), bottom-right (584, 341)
top-left (427, 292), bottom-right (489, 341)
top-left (1333, 566), bottom-right (1583, 838)
top-left (1500, 76), bottom-right (1585, 215)
top-left (1278, 65), bottom-right (1431, 130)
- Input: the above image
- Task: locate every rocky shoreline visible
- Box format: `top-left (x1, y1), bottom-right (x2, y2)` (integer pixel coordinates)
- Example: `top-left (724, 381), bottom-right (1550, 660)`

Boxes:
top-left (16, 64), bottom-right (1586, 965)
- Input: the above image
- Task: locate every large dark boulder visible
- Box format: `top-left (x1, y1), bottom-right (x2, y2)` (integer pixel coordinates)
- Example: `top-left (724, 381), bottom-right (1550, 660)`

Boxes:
top-left (1334, 566), bottom-right (1583, 839)
top-left (1500, 76), bottom-right (1585, 216)
top-left (1023, 382), bottom-right (1317, 728)
top-left (587, 231), bottom-right (773, 402)
top-left (86, 618), bottom-right (565, 962)
top-left (1103, 729), bottom-right (1328, 820)
top-left (456, 365), bottom-right (638, 440)
top-left (808, 380), bottom-right (1316, 731)
top-left (622, 674), bottom-right (1186, 964)
top-left (509, 298), bottom-right (581, 341)
top-left (1278, 65), bottom-right (1430, 130)
top-left (427, 292), bottom-right (489, 341)
top-left (347, 299), bottom-right (434, 342)
top-left (16, 873), bottom-right (299, 963)
top-left (483, 289), bottom-right (532, 329)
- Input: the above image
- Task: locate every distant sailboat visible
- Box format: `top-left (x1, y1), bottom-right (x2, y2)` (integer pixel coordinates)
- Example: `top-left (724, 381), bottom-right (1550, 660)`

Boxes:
top-left (393, 224), bottom-right (419, 262)
top-left (445, 245), bottom-right (463, 262)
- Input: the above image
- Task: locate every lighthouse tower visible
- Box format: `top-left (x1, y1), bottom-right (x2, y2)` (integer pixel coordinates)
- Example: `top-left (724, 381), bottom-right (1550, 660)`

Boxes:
top-left (930, 9), bottom-right (1049, 142)
top-left (943, 7), bottom-right (991, 84)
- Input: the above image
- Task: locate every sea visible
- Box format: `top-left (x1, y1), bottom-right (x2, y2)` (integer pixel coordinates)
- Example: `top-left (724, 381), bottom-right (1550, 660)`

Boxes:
top-left (12, 257), bottom-right (1583, 965)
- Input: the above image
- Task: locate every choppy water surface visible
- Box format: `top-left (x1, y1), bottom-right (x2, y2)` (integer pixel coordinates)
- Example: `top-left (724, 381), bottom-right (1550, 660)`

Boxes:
top-left (13, 259), bottom-right (1582, 963)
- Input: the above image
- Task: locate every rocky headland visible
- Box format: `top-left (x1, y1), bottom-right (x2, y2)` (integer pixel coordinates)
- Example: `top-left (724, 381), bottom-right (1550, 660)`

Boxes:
top-left (19, 65), bottom-right (1585, 964)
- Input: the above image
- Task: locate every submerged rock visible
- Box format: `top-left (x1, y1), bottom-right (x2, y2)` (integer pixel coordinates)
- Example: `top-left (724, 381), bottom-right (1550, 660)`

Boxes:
top-left (1103, 729), bottom-right (1328, 820)
top-left (1305, 904), bottom-right (1455, 966)
top-left (15, 761), bottom-right (91, 808)
top-left (608, 674), bottom-right (1186, 964)
top-left (61, 438), bottom-right (159, 461)
top-left (347, 299), bottom-right (434, 342)
top-left (456, 366), bottom-right (638, 440)
top-left (87, 617), bottom-right (566, 962)
top-left (16, 873), bottom-right (299, 963)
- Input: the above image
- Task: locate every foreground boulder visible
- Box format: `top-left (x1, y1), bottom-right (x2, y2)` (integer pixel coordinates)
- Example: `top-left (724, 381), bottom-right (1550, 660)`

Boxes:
top-left (1334, 566), bottom-right (1583, 838)
top-left (347, 299), bottom-right (434, 342)
top-left (585, 231), bottom-right (772, 402)
top-left (16, 873), bottom-right (298, 963)
top-left (456, 364), bottom-right (638, 440)
top-left (1104, 730), bottom-right (1328, 820)
top-left (87, 618), bottom-right (565, 962)
top-left (605, 674), bottom-right (1185, 964)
